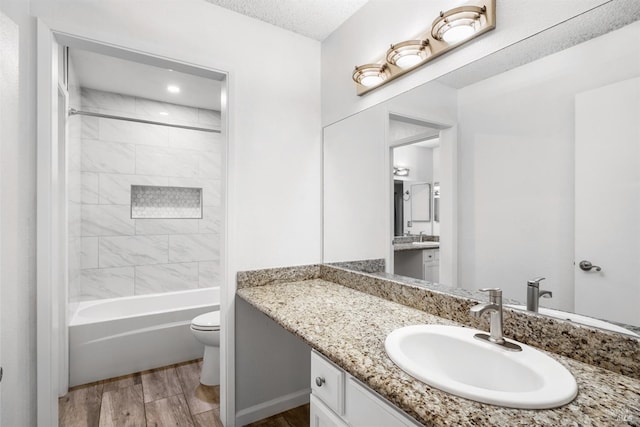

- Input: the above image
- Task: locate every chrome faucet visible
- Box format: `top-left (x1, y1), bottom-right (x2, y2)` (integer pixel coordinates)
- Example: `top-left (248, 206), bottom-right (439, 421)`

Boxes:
top-left (526, 277), bottom-right (552, 312)
top-left (470, 288), bottom-right (522, 351)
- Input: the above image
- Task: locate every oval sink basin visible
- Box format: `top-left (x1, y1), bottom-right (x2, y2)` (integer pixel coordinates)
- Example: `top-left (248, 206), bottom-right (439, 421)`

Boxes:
top-left (385, 325), bottom-right (578, 409)
top-left (507, 305), bottom-right (639, 338)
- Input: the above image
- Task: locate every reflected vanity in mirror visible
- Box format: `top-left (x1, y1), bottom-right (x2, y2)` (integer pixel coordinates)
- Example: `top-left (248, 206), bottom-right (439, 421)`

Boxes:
top-left (391, 132), bottom-right (441, 283)
top-left (323, 5), bottom-right (640, 337)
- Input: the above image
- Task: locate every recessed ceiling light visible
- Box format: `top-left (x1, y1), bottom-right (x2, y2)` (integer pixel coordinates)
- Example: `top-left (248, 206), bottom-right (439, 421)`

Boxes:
top-left (159, 111), bottom-right (169, 116)
top-left (167, 85), bottom-right (180, 94)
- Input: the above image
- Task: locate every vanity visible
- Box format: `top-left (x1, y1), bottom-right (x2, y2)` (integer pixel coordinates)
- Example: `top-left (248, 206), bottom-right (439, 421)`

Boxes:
top-left (310, 351), bottom-right (420, 427)
top-left (393, 242), bottom-right (440, 282)
top-left (237, 264), bottom-right (640, 426)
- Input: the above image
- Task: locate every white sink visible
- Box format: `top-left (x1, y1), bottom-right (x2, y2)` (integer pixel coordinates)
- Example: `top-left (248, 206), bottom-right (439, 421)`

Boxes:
top-left (385, 325), bottom-right (578, 409)
top-left (507, 305), bottom-right (639, 337)
top-left (411, 241), bottom-right (439, 247)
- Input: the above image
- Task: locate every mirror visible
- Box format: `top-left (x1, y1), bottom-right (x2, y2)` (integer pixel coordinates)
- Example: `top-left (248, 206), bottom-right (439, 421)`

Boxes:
top-left (410, 183), bottom-right (430, 222)
top-left (323, 7), bottom-right (640, 336)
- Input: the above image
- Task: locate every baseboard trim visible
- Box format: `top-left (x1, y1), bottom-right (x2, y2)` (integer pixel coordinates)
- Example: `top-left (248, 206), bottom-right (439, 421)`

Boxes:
top-left (235, 388), bottom-right (311, 426)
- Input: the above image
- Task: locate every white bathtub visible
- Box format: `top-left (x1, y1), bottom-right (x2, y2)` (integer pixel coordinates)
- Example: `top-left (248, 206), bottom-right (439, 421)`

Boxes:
top-left (69, 287), bottom-right (219, 387)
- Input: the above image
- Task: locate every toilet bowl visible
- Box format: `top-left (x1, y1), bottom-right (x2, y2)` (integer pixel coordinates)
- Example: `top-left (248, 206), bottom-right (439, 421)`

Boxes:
top-left (190, 311), bottom-right (221, 386)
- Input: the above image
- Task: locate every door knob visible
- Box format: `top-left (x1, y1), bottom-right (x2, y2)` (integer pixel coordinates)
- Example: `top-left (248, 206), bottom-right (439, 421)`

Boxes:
top-left (579, 260), bottom-right (602, 272)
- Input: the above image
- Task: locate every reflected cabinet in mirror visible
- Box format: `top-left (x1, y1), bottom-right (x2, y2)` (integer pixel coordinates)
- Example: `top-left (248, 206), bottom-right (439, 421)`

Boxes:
top-left (323, 5), bottom-right (640, 337)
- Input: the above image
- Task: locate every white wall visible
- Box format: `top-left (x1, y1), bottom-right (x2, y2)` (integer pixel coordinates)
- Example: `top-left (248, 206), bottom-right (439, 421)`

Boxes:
top-left (321, 0), bottom-right (609, 126)
top-left (456, 21), bottom-right (640, 309)
top-left (27, 0), bottom-right (322, 424)
top-left (323, 80), bottom-right (457, 266)
top-left (0, 1), bottom-right (37, 425)
top-left (323, 105), bottom-right (387, 263)
top-left (432, 147), bottom-right (441, 236)
top-left (393, 145), bottom-right (432, 184)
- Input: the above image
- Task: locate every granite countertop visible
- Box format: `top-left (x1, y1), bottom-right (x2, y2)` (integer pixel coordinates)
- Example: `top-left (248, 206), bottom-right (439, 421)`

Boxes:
top-left (238, 279), bottom-right (640, 427)
top-left (394, 242), bottom-right (440, 251)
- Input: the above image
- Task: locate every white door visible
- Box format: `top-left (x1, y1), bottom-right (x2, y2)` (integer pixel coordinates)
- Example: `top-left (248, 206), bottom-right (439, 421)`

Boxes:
top-left (574, 77), bottom-right (640, 326)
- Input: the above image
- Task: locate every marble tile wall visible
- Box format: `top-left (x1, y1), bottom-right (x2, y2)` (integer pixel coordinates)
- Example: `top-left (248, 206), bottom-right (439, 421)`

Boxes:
top-left (68, 65), bottom-right (83, 310)
top-left (74, 88), bottom-right (222, 301)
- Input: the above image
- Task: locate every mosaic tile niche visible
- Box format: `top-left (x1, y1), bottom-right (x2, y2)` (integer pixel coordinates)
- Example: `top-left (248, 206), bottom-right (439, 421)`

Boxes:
top-left (131, 185), bottom-right (203, 219)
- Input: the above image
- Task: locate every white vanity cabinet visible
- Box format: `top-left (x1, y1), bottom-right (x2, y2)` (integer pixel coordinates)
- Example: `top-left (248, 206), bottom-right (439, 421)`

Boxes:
top-left (422, 249), bottom-right (439, 283)
top-left (395, 247), bottom-right (439, 282)
top-left (310, 351), bottom-right (421, 427)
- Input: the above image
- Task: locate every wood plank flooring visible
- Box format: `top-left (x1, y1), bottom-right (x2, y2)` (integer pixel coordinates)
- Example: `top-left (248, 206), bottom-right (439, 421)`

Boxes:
top-left (59, 359), bottom-right (310, 427)
top-left (244, 405), bottom-right (310, 427)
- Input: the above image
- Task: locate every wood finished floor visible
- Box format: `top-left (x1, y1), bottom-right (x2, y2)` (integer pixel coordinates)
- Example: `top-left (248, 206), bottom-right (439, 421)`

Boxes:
top-left (58, 359), bottom-right (310, 427)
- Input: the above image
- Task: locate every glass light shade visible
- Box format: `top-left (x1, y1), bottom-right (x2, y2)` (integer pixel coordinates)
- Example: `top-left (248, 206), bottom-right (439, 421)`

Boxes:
top-left (352, 64), bottom-right (388, 87)
top-left (360, 74), bottom-right (385, 87)
top-left (386, 40), bottom-right (431, 69)
top-left (441, 24), bottom-right (476, 43)
top-left (431, 5), bottom-right (486, 43)
top-left (394, 167), bottom-right (410, 176)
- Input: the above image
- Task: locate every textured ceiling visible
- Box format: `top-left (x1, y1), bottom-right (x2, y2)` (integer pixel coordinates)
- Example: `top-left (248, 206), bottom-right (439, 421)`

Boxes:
top-left (205, 0), bottom-right (368, 41)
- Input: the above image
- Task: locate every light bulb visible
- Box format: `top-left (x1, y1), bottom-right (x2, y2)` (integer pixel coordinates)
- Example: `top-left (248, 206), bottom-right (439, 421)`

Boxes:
top-left (395, 54), bottom-right (424, 69)
top-left (442, 25), bottom-right (475, 43)
top-left (360, 75), bottom-right (384, 87)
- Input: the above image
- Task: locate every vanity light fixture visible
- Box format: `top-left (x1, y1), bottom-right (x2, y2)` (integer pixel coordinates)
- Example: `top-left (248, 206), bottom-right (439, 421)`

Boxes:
top-left (431, 5), bottom-right (487, 43)
top-left (352, 63), bottom-right (389, 87)
top-left (352, 0), bottom-right (495, 96)
top-left (394, 167), bottom-right (410, 177)
top-left (386, 40), bottom-right (431, 69)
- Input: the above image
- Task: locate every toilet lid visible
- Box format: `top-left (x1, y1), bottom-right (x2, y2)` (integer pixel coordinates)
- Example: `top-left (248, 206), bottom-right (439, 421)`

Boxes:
top-left (191, 311), bottom-right (220, 331)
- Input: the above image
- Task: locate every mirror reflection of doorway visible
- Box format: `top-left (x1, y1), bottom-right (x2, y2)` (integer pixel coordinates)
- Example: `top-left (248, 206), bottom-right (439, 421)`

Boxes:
top-left (391, 130), bottom-right (442, 283)
top-left (393, 181), bottom-right (404, 236)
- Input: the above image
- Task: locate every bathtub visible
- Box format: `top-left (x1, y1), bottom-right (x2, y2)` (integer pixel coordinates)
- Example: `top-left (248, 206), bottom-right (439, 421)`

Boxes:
top-left (69, 287), bottom-right (219, 387)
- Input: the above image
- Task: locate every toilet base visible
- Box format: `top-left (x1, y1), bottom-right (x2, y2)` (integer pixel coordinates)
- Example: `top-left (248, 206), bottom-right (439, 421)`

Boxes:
top-left (200, 345), bottom-right (220, 386)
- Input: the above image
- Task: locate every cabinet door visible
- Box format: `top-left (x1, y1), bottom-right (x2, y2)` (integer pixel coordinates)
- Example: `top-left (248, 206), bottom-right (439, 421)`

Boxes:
top-left (311, 351), bottom-right (345, 415)
top-left (345, 378), bottom-right (420, 427)
top-left (311, 395), bottom-right (349, 427)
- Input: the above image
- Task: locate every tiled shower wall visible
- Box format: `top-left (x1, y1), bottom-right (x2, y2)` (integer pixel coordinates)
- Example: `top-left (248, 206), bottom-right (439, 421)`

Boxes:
top-left (73, 88), bottom-right (222, 301)
top-left (68, 64), bottom-right (83, 307)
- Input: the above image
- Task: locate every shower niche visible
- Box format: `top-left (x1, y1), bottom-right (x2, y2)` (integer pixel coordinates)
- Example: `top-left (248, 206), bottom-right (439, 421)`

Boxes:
top-left (131, 185), bottom-right (203, 219)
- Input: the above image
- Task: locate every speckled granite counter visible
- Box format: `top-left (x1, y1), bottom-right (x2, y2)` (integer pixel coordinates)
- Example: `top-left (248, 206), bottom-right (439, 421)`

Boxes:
top-left (237, 279), bottom-right (640, 426)
top-left (394, 242), bottom-right (440, 252)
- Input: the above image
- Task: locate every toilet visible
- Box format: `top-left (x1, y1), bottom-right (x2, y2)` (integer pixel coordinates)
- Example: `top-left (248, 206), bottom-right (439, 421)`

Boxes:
top-left (190, 311), bottom-right (221, 386)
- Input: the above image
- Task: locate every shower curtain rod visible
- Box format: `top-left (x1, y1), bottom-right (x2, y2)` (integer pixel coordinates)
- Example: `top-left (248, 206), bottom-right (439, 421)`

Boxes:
top-left (68, 108), bottom-right (221, 133)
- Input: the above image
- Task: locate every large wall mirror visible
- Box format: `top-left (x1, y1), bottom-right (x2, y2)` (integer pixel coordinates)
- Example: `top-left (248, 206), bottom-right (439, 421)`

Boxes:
top-left (323, 3), bottom-right (640, 337)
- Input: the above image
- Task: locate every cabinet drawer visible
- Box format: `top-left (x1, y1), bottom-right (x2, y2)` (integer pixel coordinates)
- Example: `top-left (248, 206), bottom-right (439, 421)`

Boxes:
top-left (423, 249), bottom-right (436, 262)
top-left (310, 394), bottom-right (349, 427)
top-left (311, 351), bottom-right (345, 415)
